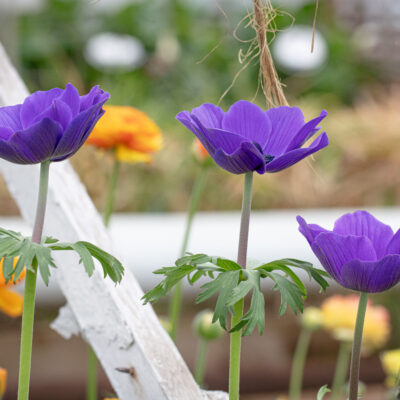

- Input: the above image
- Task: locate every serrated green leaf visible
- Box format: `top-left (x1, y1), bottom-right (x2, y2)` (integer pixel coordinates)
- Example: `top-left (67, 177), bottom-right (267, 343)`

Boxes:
top-left (258, 263), bottom-right (306, 295)
top-left (279, 258), bottom-right (330, 292)
top-left (267, 272), bottom-right (305, 316)
top-left (216, 258), bottom-right (242, 271)
top-left (317, 385), bottom-right (331, 400)
top-left (78, 241), bottom-right (124, 283)
top-left (44, 236), bottom-right (59, 244)
top-left (34, 244), bottom-right (55, 286)
top-left (13, 244), bottom-right (35, 281)
top-left (176, 253), bottom-right (211, 267)
top-left (3, 257), bottom-right (15, 282)
top-left (196, 270), bottom-right (240, 330)
top-left (142, 264), bottom-right (195, 304)
top-left (188, 270), bottom-right (205, 285)
top-left (71, 242), bottom-right (95, 277)
top-left (50, 241), bottom-right (124, 283)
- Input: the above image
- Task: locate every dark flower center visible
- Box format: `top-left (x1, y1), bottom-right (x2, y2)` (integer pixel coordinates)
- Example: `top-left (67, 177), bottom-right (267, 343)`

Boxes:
top-left (253, 142), bottom-right (275, 164)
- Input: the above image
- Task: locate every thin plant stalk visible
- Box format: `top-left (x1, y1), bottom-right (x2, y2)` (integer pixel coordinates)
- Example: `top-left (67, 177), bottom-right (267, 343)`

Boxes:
top-left (104, 157), bottom-right (120, 227)
top-left (194, 338), bottom-right (209, 387)
top-left (169, 164), bottom-right (208, 341)
top-left (87, 156), bottom-right (120, 400)
top-left (229, 171), bottom-right (253, 400)
top-left (288, 328), bottom-right (312, 400)
top-left (348, 292), bottom-right (368, 400)
top-left (331, 341), bottom-right (352, 400)
top-left (18, 160), bottom-right (50, 400)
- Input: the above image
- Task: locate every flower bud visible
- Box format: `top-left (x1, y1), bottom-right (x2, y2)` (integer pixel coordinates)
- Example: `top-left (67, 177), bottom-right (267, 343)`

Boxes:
top-left (301, 307), bottom-right (323, 331)
top-left (0, 368), bottom-right (7, 398)
top-left (193, 310), bottom-right (224, 341)
top-left (159, 317), bottom-right (172, 336)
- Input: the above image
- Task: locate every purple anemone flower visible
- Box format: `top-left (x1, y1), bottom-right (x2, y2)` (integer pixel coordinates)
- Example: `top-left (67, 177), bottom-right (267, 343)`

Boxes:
top-left (0, 83), bottom-right (109, 164)
top-left (176, 100), bottom-right (328, 174)
top-left (297, 211), bottom-right (400, 293)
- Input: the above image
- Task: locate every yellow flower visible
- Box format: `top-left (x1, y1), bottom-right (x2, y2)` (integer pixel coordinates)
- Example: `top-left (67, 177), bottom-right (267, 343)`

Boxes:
top-left (381, 349), bottom-right (400, 387)
top-left (321, 295), bottom-right (390, 351)
top-left (0, 368), bottom-right (7, 398)
top-left (86, 105), bottom-right (162, 163)
top-left (0, 258), bottom-right (24, 318)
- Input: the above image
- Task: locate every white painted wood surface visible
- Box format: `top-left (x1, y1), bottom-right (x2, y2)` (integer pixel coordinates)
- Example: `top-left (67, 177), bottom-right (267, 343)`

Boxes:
top-left (0, 43), bottom-right (227, 400)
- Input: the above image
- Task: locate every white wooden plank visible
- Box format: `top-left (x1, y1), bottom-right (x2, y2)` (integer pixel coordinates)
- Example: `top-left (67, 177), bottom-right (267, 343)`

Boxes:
top-left (0, 43), bottom-right (213, 400)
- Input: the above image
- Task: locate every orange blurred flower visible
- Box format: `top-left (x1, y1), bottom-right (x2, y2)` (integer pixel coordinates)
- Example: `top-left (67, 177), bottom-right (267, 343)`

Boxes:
top-left (192, 139), bottom-right (209, 162)
top-left (0, 368), bottom-right (7, 398)
top-left (86, 105), bottom-right (162, 163)
top-left (0, 258), bottom-right (24, 318)
top-left (321, 295), bottom-right (390, 352)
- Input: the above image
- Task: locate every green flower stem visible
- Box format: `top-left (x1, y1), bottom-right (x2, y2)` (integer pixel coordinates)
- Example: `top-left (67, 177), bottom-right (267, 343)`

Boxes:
top-left (194, 338), bottom-right (209, 387)
top-left (229, 171), bottom-right (253, 400)
top-left (104, 157), bottom-right (120, 227)
top-left (331, 340), bottom-right (352, 400)
top-left (18, 160), bottom-right (50, 400)
top-left (348, 292), bottom-right (368, 400)
top-left (86, 157), bottom-right (120, 400)
top-left (288, 328), bottom-right (312, 400)
top-left (169, 164), bottom-right (208, 341)
top-left (87, 348), bottom-right (98, 400)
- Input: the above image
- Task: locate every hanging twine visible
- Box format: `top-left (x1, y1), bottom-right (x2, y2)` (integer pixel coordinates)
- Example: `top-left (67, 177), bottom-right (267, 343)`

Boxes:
top-left (252, 0), bottom-right (289, 108)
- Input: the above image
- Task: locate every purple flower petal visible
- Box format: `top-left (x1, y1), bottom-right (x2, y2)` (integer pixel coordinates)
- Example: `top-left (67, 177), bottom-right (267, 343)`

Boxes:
top-left (265, 132), bottom-right (328, 173)
top-left (264, 106), bottom-right (305, 156)
top-left (59, 83), bottom-right (80, 117)
top-left (286, 110), bottom-right (328, 152)
top-left (297, 215), bottom-right (327, 246)
top-left (386, 229), bottom-right (400, 254)
top-left (341, 255), bottom-right (400, 292)
top-left (191, 103), bottom-right (224, 130)
top-left (2, 119), bottom-right (62, 164)
top-left (51, 99), bottom-right (107, 160)
top-left (79, 85), bottom-right (107, 111)
top-left (213, 141), bottom-right (266, 174)
top-left (312, 232), bottom-right (376, 285)
top-left (31, 98), bottom-right (72, 131)
top-left (333, 211), bottom-right (394, 259)
top-left (0, 105), bottom-right (23, 131)
top-left (20, 87), bottom-right (63, 129)
top-left (222, 101), bottom-right (271, 148)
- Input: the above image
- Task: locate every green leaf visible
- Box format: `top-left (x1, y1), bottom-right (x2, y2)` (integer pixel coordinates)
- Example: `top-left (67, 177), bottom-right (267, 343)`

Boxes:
top-left (196, 270), bottom-right (240, 330)
top-left (215, 258), bottom-right (242, 271)
top-left (317, 385), bottom-right (331, 400)
top-left (267, 272), bottom-right (305, 316)
top-left (258, 263), bottom-right (306, 295)
top-left (44, 236), bottom-right (59, 244)
top-left (228, 270), bottom-right (265, 336)
top-left (34, 244), bottom-right (56, 286)
top-left (3, 257), bottom-right (15, 282)
top-left (49, 241), bottom-right (124, 283)
top-left (142, 265), bottom-right (195, 304)
top-left (176, 253), bottom-right (211, 267)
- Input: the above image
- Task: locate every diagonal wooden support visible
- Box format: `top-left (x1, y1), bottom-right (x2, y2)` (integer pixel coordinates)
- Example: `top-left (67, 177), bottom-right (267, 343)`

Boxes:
top-left (0, 43), bottom-right (227, 400)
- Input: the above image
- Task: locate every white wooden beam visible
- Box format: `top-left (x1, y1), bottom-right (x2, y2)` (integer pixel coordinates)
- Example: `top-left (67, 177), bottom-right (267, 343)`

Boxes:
top-left (0, 43), bottom-right (227, 400)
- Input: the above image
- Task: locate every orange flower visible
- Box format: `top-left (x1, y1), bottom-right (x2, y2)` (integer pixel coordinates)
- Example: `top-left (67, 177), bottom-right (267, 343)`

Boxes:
top-left (0, 258), bottom-right (24, 318)
top-left (0, 368), bottom-right (7, 398)
top-left (86, 105), bottom-right (162, 163)
top-left (192, 139), bottom-right (209, 161)
top-left (321, 295), bottom-right (390, 351)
